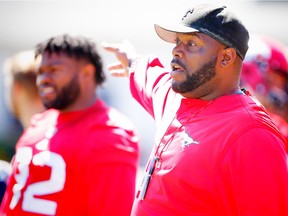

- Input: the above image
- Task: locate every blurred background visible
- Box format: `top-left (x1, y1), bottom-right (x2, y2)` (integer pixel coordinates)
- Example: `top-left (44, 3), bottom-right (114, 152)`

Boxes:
top-left (0, 0), bottom-right (288, 167)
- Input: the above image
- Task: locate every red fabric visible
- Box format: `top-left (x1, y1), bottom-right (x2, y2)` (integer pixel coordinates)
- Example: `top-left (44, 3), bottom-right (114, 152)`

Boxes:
top-left (130, 56), bottom-right (288, 216)
top-left (0, 100), bottom-right (139, 216)
top-left (263, 37), bottom-right (288, 73)
top-left (268, 111), bottom-right (288, 151)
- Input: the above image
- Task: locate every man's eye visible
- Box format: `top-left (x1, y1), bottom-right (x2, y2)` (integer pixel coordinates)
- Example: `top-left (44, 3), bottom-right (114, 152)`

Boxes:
top-left (187, 41), bottom-right (196, 47)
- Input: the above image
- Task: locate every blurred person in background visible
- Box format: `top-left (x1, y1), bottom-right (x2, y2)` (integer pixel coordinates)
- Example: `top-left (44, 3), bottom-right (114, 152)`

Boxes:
top-left (3, 50), bottom-right (45, 129)
top-left (0, 34), bottom-right (139, 216)
top-left (241, 34), bottom-right (288, 147)
top-left (0, 160), bottom-right (10, 205)
top-left (1, 50), bottom-right (45, 204)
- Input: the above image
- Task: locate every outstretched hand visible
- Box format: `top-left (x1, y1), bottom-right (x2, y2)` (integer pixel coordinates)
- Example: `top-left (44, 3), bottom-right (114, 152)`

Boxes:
top-left (102, 40), bottom-right (137, 77)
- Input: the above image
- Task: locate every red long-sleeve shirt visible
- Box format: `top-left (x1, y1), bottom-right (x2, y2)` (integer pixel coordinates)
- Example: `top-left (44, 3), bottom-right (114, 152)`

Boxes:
top-left (130, 56), bottom-right (288, 216)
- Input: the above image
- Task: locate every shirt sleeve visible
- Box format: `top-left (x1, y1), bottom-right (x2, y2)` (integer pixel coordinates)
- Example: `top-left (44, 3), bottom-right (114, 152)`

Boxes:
top-left (83, 128), bottom-right (139, 216)
top-left (129, 56), bottom-right (179, 125)
top-left (86, 163), bottom-right (137, 216)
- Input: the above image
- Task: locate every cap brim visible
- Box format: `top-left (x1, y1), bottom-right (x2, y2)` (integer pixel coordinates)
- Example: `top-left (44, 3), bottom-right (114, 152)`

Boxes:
top-left (154, 23), bottom-right (199, 43)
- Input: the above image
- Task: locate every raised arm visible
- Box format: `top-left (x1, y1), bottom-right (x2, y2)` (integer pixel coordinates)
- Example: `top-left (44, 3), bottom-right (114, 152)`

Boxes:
top-left (102, 41), bottom-right (137, 77)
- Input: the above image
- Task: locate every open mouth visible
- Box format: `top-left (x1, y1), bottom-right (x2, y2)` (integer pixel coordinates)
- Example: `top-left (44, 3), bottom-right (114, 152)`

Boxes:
top-left (170, 62), bottom-right (185, 79)
top-left (171, 63), bottom-right (183, 72)
top-left (39, 86), bottom-right (56, 98)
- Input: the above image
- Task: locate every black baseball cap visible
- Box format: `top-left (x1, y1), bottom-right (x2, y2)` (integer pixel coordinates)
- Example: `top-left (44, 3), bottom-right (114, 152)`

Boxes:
top-left (154, 4), bottom-right (249, 60)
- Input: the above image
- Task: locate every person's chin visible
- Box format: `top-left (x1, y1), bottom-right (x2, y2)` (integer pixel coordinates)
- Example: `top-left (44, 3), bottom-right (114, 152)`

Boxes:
top-left (171, 83), bottom-right (181, 94)
top-left (42, 99), bottom-right (56, 109)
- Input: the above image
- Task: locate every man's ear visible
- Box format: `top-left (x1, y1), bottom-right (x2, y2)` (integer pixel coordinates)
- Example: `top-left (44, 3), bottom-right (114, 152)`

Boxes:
top-left (221, 48), bottom-right (237, 66)
top-left (82, 64), bottom-right (95, 78)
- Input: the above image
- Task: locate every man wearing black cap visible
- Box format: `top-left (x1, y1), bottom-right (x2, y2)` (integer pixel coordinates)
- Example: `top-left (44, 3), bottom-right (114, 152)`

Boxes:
top-left (103, 4), bottom-right (288, 216)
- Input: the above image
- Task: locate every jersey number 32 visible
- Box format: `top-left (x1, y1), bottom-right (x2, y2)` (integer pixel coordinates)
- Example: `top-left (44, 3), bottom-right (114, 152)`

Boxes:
top-left (9, 146), bottom-right (66, 215)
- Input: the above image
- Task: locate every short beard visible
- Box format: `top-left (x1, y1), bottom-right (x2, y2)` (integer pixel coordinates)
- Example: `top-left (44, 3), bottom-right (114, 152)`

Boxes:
top-left (44, 75), bottom-right (80, 110)
top-left (172, 57), bottom-right (217, 94)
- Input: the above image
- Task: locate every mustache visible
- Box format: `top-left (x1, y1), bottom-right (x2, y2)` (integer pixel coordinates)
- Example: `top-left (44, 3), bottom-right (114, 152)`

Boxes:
top-left (170, 59), bottom-right (187, 71)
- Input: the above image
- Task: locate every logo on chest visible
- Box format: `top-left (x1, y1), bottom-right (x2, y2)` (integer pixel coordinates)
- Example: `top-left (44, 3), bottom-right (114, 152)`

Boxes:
top-left (180, 132), bottom-right (199, 149)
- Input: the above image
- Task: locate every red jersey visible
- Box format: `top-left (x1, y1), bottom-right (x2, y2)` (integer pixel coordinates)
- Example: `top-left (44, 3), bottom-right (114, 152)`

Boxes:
top-left (0, 100), bottom-right (139, 216)
top-left (130, 56), bottom-right (288, 216)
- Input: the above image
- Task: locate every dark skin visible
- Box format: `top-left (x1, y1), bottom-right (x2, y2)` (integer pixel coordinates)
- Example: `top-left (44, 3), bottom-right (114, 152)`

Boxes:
top-left (102, 32), bottom-right (243, 100)
top-left (36, 52), bottom-right (97, 112)
top-left (171, 33), bottom-right (241, 100)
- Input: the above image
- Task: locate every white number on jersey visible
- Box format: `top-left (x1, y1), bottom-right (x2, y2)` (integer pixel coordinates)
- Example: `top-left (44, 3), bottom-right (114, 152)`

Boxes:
top-left (9, 146), bottom-right (66, 215)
